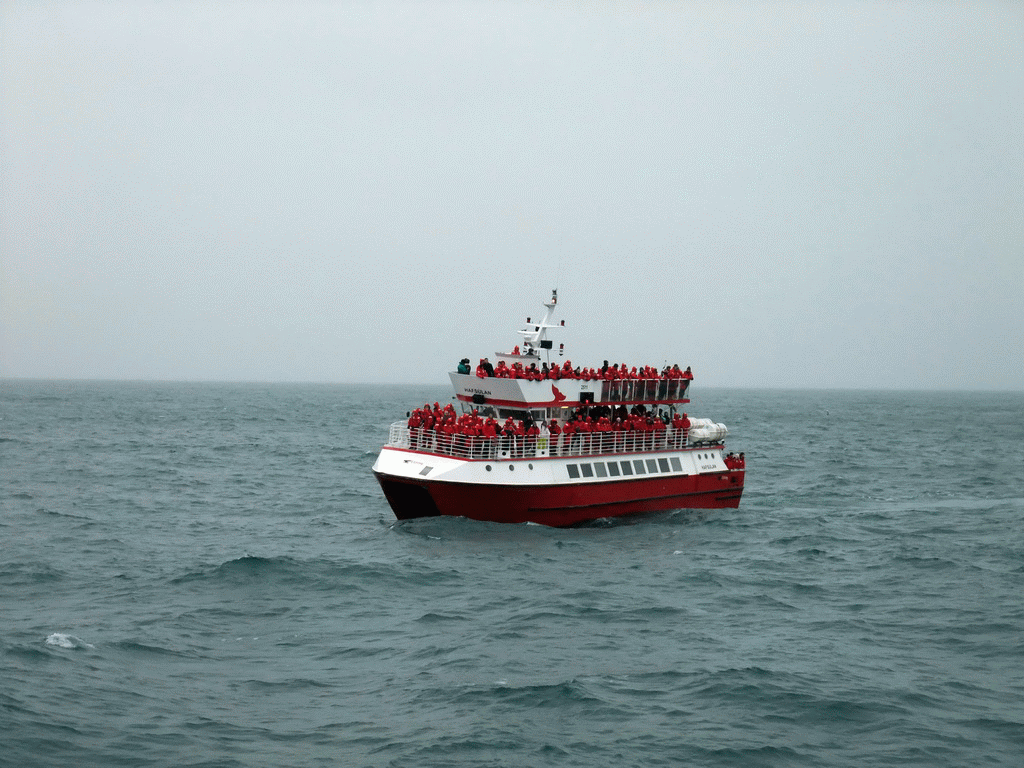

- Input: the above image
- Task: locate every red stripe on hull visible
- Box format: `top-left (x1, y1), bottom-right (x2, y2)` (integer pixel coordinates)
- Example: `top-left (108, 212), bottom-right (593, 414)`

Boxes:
top-left (374, 471), bottom-right (744, 527)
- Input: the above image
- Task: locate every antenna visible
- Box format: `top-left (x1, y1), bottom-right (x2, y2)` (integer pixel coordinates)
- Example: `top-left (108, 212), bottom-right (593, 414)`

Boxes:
top-left (518, 289), bottom-right (560, 353)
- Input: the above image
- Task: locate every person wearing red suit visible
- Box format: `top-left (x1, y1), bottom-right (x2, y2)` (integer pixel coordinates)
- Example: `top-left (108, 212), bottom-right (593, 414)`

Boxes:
top-left (525, 420), bottom-right (540, 455)
top-left (499, 418), bottom-right (516, 457)
top-left (594, 416), bottom-right (612, 454)
top-left (579, 416), bottom-right (594, 454)
top-left (408, 409), bottom-right (422, 449)
top-left (612, 417), bottom-right (624, 452)
top-left (639, 416), bottom-right (653, 451)
top-left (671, 412), bottom-right (684, 448)
top-left (653, 414), bottom-right (667, 449)
top-left (481, 419), bottom-right (498, 458)
top-left (441, 417), bottom-right (456, 454)
top-left (548, 419), bottom-right (562, 456)
top-left (562, 417), bottom-right (578, 455)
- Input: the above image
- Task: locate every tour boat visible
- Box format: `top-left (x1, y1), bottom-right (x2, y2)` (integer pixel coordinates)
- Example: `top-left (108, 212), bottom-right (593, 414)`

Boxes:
top-left (372, 290), bottom-right (744, 526)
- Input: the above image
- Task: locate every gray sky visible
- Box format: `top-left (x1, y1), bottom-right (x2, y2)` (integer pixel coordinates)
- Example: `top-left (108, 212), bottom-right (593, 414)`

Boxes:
top-left (2, 1), bottom-right (1022, 390)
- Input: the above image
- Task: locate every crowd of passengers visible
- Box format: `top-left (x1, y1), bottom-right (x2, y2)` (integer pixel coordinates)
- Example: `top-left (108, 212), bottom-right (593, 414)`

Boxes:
top-left (405, 402), bottom-right (743, 460)
top-left (458, 353), bottom-right (694, 383)
top-left (724, 452), bottom-right (746, 469)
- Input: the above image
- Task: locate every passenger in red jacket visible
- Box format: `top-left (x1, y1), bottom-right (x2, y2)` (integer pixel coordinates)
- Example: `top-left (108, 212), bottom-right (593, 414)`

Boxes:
top-left (525, 421), bottom-right (540, 454)
top-left (671, 413), bottom-right (683, 447)
top-left (562, 418), bottom-right (578, 455)
top-left (440, 417), bottom-right (456, 453)
top-left (548, 420), bottom-right (562, 456)
top-left (579, 416), bottom-right (595, 453)
top-left (653, 415), bottom-right (667, 449)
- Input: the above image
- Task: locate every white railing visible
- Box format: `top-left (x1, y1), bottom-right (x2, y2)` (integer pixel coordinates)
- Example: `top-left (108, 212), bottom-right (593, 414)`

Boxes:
top-left (385, 422), bottom-right (725, 461)
top-left (461, 375), bottom-right (691, 403)
top-left (598, 377), bottom-right (690, 402)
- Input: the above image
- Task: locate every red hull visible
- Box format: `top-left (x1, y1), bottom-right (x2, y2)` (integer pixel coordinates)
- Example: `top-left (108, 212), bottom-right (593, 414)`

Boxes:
top-left (374, 469), bottom-right (744, 527)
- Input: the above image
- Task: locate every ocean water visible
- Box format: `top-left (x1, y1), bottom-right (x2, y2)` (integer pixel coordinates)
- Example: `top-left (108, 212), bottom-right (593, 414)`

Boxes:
top-left (2, 380), bottom-right (1023, 768)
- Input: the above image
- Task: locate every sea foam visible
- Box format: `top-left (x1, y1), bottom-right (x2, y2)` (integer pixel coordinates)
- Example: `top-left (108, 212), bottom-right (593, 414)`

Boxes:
top-left (45, 633), bottom-right (94, 650)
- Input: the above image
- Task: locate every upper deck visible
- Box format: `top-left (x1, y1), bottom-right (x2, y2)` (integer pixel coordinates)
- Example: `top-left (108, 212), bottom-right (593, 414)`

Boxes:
top-left (451, 372), bottom-right (690, 409)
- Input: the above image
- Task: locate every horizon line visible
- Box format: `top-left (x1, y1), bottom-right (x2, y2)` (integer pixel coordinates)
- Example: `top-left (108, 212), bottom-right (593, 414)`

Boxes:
top-left (2, 376), bottom-right (1022, 395)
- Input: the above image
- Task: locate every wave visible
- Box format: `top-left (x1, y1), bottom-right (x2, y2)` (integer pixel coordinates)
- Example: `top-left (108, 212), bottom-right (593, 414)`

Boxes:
top-left (415, 611), bottom-right (470, 624)
top-left (445, 678), bottom-right (617, 714)
top-left (950, 717), bottom-right (1024, 740)
top-left (1, 562), bottom-right (67, 587)
top-left (4, 643), bottom-right (54, 662)
top-left (682, 666), bottom-right (923, 726)
top-left (45, 633), bottom-right (94, 650)
top-left (35, 507), bottom-right (95, 522)
top-left (107, 640), bottom-right (192, 657)
top-left (243, 678), bottom-right (333, 692)
top-left (169, 554), bottom-right (464, 593)
top-left (169, 554), bottom-right (314, 585)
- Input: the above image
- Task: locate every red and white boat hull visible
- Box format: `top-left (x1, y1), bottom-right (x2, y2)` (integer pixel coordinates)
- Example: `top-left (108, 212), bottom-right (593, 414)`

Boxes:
top-left (372, 445), bottom-right (744, 527)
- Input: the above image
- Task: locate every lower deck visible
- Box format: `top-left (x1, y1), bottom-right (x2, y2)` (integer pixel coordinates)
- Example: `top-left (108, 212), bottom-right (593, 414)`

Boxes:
top-left (372, 443), bottom-right (744, 526)
top-left (374, 467), bottom-right (743, 527)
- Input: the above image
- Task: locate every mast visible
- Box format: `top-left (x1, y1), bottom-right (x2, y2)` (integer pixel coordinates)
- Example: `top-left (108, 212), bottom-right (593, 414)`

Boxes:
top-left (517, 289), bottom-right (560, 358)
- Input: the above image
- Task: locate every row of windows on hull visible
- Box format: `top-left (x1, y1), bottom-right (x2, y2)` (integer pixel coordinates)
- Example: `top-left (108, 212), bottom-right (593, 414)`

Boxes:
top-left (568, 455), bottom-right (695, 479)
top-left (476, 451), bottom-right (720, 477)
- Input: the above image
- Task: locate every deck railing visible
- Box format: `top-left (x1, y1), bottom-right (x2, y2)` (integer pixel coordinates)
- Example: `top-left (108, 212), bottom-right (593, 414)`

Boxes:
top-left (598, 377), bottom-right (690, 402)
top-left (385, 422), bottom-right (723, 461)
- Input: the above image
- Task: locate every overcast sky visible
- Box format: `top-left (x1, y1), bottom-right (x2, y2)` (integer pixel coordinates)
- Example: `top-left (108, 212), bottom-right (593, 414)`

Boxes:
top-left (2, 1), bottom-right (1021, 390)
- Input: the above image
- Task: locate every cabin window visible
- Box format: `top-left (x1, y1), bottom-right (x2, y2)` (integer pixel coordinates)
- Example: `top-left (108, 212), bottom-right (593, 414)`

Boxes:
top-left (633, 460), bottom-right (646, 475)
top-left (498, 409), bottom-right (530, 421)
top-left (646, 459), bottom-right (658, 473)
top-left (658, 458), bottom-right (671, 473)
top-left (581, 464), bottom-right (594, 478)
top-left (607, 462), bottom-right (620, 477)
top-left (620, 461), bottom-right (633, 476)
top-left (595, 463), bottom-right (607, 478)
top-left (567, 464), bottom-right (580, 479)
top-left (670, 457), bottom-right (682, 472)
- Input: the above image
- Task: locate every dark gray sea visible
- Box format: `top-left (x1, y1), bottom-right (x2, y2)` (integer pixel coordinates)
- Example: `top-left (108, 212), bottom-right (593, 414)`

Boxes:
top-left (2, 380), bottom-right (1023, 767)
